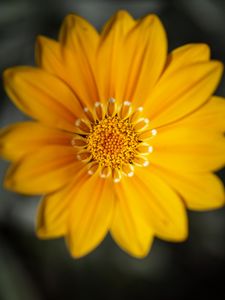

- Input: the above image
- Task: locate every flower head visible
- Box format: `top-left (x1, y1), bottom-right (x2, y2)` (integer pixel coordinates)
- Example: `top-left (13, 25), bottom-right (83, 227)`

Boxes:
top-left (1, 11), bottom-right (225, 258)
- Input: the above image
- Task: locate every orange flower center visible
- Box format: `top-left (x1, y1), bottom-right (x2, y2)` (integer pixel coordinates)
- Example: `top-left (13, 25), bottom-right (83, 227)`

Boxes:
top-left (72, 99), bottom-right (157, 182)
top-left (87, 116), bottom-right (139, 169)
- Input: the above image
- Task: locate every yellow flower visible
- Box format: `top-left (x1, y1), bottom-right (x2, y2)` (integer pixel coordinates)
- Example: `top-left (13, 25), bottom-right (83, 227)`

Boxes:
top-left (1, 11), bottom-right (225, 258)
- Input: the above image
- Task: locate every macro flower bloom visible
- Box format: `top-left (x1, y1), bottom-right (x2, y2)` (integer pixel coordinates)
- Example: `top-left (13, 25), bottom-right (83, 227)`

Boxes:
top-left (1, 11), bottom-right (225, 258)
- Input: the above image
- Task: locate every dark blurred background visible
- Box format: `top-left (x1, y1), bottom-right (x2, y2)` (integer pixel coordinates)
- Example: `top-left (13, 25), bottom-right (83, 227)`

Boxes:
top-left (0, 0), bottom-right (225, 299)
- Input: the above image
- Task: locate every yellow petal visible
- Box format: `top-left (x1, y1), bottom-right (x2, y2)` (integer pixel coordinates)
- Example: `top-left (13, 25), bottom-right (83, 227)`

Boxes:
top-left (4, 146), bottom-right (81, 195)
top-left (36, 35), bottom-right (95, 109)
top-left (111, 170), bottom-right (187, 256)
top-left (151, 127), bottom-right (225, 172)
top-left (145, 61), bottom-right (223, 128)
top-left (35, 35), bottom-right (67, 79)
top-left (0, 122), bottom-right (72, 161)
top-left (110, 183), bottom-right (154, 258)
top-left (37, 168), bottom-right (88, 238)
top-left (165, 43), bottom-right (210, 75)
top-left (175, 96), bottom-right (225, 133)
top-left (59, 14), bottom-right (99, 108)
top-left (122, 14), bottom-right (167, 107)
top-left (3, 67), bottom-right (83, 132)
top-left (114, 169), bottom-right (187, 242)
top-left (67, 174), bottom-right (114, 258)
top-left (97, 10), bottom-right (136, 102)
top-left (150, 166), bottom-right (225, 211)
top-left (59, 14), bottom-right (99, 59)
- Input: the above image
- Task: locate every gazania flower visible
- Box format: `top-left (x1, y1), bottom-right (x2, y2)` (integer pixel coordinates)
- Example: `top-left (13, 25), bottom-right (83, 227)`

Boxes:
top-left (1, 11), bottom-right (225, 258)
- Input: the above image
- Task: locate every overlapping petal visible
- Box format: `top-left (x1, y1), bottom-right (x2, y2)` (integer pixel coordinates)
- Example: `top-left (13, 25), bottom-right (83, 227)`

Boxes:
top-left (165, 43), bottom-right (210, 73)
top-left (37, 168), bottom-right (88, 238)
top-left (96, 12), bottom-right (167, 107)
top-left (59, 14), bottom-right (99, 108)
top-left (112, 170), bottom-right (187, 245)
top-left (35, 36), bottom-right (66, 78)
top-left (145, 61), bottom-right (223, 128)
top-left (0, 122), bottom-right (72, 161)
top-left (150, 125), bottom-right (225, 173)
top-left (4, 146), bottom-right (82, 195)
top-left (110, 184), bottom-right (154, 258)
top-left (122, 14), bottom-right (167, 107)
top-left (150, 166), bottom-right (225, 210)
top-left (67, 174), bottom-right (114, 258)
top-left (3, 67), bottom-right (83, 131)
top-left (174, 96), bottom-right (225, 133)
top-left (96, 10), bottom-right (136, 102)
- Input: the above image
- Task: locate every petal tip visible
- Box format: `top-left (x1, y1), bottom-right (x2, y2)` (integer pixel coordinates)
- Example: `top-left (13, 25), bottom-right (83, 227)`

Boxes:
top-left (115, 10), bottom-right (133, 19)
top-left (174, 221), bottom-right (189, 242)
top-left (198, 43), bottom-right (210, 57)
top-left (35, 35), bottom-right (51, 49)
top-left (130, 247), bottom-right (151, 259)
top-left (67, 239), bottom-right (94, 259)
top-left (3, 67), bottom-right (13, 83)
top-left (140, 13), bottom-right (161, 26)
top-left (3, 66), bottom-right (29, 85)
top-left (212, 60), bottom-right (224, 75)
top-left (3, 174), bottom-right (15, 191)
top-left (36, 228), bottom-right (47, 239)
top-left (118, 239), bottom-right (153, 259)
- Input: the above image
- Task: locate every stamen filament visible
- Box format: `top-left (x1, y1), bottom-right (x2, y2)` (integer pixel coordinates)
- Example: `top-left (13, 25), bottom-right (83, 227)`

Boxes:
top-left (133, 118), bottom-right (149, 131)
top-left (94, 102), bottom-right (104, 121)
top-left (107, 98), bottom-right (117, 116)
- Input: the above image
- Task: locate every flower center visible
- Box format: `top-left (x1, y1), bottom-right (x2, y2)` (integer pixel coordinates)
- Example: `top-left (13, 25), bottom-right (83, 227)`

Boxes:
top-left (72, 99), bottom-right (157, 183)
top-left (87, 116), bottom-right (139, 169)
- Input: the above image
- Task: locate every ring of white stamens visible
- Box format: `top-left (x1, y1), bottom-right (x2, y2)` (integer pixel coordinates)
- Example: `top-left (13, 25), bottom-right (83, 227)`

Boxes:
top-left (72, 99), bottom-right (157, 182)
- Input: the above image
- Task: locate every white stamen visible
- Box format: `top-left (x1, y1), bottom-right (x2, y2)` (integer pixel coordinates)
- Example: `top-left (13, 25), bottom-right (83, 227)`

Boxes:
top-left (75, 119), bottom-right (81, 126)
top-left (137, 106), bottom-right (144, 112)
top-left (77, 154), bottom-right (82, 160)
top-left (100, 173), bottom-right (107, 178)
top-left (83, 107), bottom-right (89, 112)
top-left (148, 146), bottom-right (153, 153)
top-left (151, 129), bottom-right (157, 136)
top-left (143, 160), bottom-right (149, 167)
top-left (109, 97), bottom-right (116, 103)
top-left (113, 178), bottom-right (121, 183)
top-left (88, 169), bottom-right (94, 175)
top-left (123, 101), bottom-right (131, 106)
top-left (95, 101), bottom-right (102, 107)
